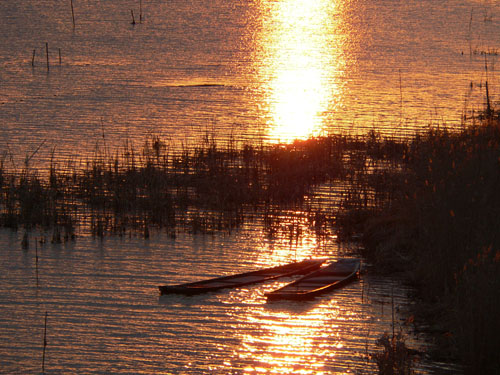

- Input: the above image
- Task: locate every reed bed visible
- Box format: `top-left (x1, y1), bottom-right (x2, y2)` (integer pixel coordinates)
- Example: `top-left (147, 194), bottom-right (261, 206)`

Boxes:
top-left (0, 131), bottom-right (411, 245)
top-left (0, 134), bottom-right (362, 240)
top-left (339, 116), bottom-right (500, 373)
top-left (2, 113), bottom-right (498, 371)
top-left (372, 331), bottom-right (416, 375)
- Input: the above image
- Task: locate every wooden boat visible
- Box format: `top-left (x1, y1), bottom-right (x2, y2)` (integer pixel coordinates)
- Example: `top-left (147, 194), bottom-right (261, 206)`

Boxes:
top-left (265, 258), bottom-right (360, 301)
top-left (158, 258), bottom-right (326, 296)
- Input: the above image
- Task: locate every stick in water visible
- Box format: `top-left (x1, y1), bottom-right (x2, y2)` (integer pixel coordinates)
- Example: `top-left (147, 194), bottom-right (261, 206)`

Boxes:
top-left (42, 311), bottom-right (48, 374)
top-left (45, 43), bottom-right (49, 71)
top-left (70, 0), bottom-right (75, 28)
top-left (35, 240), bottom-right (39, 287)
top-left (391, 287), bottom-right (395, 339)
top-left (131, 10), bottom-right (136, 25)
top-left (32, 49), bottom-right (36, 67)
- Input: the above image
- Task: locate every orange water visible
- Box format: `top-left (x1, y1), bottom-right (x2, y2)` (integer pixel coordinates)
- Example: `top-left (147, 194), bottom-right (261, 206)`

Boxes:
top-left (1, 0), bottom-right (499, 167)
top-left (0, 1), bottom-right (494, 372)
top-left (0, 228), bottom-right (460, 374)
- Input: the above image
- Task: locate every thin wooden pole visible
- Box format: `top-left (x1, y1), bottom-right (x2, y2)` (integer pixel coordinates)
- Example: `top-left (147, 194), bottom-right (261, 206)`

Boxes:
top-left (32, 49), bottom-right (36, 67)
top-left (361, 278), bottom-right (364, 303)
top-left (468, 9), bottom-right (473, 57)
top-left (140, 0), bottom-right (143, 23)
top-left (35, 240), bottom-right (39, 287)
top-left (131, 10), bottom-right (136, 25)
top-left (485, 56), bottom-right (492, 117)
top-left (70, 0), bottom-right (75, 29)
top-left (391, 287), bottom-right (395, 339)
top-left (399, 69), bottom-right (403, 123)
top-left (45, 43), bottom-right (49, 72)
top-left (42, 311), bottom-right (48, 374)
top-left (58, 48), bottom-right (61, 65)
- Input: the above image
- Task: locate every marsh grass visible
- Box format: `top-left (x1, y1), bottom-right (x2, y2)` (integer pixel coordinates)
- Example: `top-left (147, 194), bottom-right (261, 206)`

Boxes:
top-left (0, 134), bottom-right (354, 240)
top-left (2, 112), bottom-right (499, 371)
top-left (372, 331), bottom-right (416, 375)
top-left (0, 130), bottom-right (412, 247)
top-left (341, 116), bottom-right (500, 373)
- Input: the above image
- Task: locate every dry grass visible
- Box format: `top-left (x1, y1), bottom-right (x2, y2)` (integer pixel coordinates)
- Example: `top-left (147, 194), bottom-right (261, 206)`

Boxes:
top-left (372, 331), bottom-right (416, 375)
top-left (2, 114), bottom-right (499, 371)
top-left (340, 117), bottom-right (500, 373)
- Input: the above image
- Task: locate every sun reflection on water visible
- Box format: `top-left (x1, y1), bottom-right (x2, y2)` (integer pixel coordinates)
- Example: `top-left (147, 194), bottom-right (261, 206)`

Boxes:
top-left (219, 218), bottom-right (365, 374)
top-left (232, 294), bottom-right (361, 374)
top-left (254, 0), bottom-right (345, 143)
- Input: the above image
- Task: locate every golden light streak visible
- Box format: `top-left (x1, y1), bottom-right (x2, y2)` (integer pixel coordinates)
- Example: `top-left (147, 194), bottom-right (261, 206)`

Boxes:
top-left (234, 299), bottom-right (347, 373)
top-left (229, 2), bottom-right (356, 372)
top-left (255, 0), bottom-right (345, 142)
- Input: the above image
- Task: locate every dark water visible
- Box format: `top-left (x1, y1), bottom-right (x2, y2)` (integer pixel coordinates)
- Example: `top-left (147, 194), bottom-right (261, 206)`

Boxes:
top-left (0, 229), bottom-right (460, 374)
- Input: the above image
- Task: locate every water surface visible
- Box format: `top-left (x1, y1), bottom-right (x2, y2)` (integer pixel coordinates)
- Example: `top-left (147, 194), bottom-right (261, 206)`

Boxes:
top-left (0, 229), bottom-right (460, 374)
top-left (1, 0), bottom-right (499, 166)
top-left (0, 0), bottom-right (495, 372)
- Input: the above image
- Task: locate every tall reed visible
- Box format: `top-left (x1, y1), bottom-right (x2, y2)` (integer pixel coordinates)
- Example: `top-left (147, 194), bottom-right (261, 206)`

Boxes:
top-left (0, 134), bottom-right (357, 237)
top-left (341, 117), bottom-right (500, 373)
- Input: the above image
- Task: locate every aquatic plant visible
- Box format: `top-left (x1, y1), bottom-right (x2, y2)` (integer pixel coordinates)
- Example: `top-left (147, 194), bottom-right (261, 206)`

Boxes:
top-left (1, 107), bottom-right (499, 370)
top-left (372, 331), bottom-right (416, 375)
top-left (0, 133), bottom-right (351, 238)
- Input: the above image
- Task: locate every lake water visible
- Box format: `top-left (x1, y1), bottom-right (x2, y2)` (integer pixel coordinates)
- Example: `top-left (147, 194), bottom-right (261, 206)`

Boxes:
top-left (1, 0), bottom-right (499, 166)
top-left (0, 228), bottom-right (459, 374)
top-left (1, 0), bottom-right (497, 373)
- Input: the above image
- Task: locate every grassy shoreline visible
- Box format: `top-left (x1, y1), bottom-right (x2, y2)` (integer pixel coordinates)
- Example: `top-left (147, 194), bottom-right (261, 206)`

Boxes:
top-left (0, 134), bottom-right (350, 239)
top-left (341, 118), bottom-right (500, 373)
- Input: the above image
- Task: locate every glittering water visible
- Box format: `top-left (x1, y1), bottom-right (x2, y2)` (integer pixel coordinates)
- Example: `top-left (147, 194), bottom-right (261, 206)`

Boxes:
top-left (1, 0), bottom-right (499, 166)
top-left (0, 0), bottom-right (494, 372)
top-left (0, 228), bottom-right (460, 374)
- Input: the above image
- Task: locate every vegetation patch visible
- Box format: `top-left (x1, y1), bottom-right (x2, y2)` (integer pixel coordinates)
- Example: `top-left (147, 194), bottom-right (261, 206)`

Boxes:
top-left (372, 331), bottom-right (417, 375)
top-left (0, 135), bottom-right (352, 239)
top-left (340, 118), bottom-right (500, 374)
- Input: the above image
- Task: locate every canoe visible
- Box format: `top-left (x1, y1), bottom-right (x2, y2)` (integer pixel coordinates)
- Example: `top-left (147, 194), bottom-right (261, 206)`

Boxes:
top-left (265, 258), bottom-right (360, 301)
top-left (158, 258), bottom-right (326, 296)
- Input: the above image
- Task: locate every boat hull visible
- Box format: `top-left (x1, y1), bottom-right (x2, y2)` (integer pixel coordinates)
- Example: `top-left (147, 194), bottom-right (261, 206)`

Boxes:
top-left (265, 258), bottom-right (360, 301)
top-left (158, 258), bottom-right (326, 296)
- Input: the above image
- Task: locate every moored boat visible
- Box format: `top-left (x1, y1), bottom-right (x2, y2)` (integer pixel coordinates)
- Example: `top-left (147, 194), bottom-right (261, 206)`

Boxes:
top-left (265, 258), bottom-right (360, 301)
top-left (158, 258), bottom-right (326, 296)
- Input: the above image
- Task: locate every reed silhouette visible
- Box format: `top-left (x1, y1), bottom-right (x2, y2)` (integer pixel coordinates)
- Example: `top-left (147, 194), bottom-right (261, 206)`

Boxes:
top-left (342, 115), bottom-right (500, 373)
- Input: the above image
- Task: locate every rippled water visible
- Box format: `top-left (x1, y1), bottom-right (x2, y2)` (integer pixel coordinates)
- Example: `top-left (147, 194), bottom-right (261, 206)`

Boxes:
top-left (1, 0), bottom-right (499, 166)
top-left (1, 0), bottom-right (494, 372)
top-left (0, 228), bottom-right (460, 374)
